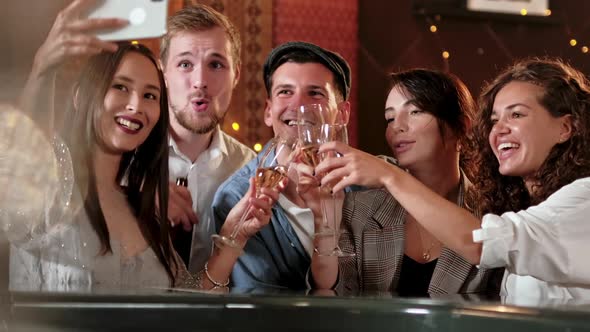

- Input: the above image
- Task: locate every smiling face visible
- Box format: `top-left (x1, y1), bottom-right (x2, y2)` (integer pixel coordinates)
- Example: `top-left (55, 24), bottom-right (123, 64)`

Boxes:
top-left (385, 86), bottom-right (457, 170)
top-left (263, 61), bottom-right (342, 141)
top-left (488, 81), bottom-right (572, 180)
top-left (163, 27), bottom-right (240, 135)
top-left (97, 51), bottom-right (162, 154)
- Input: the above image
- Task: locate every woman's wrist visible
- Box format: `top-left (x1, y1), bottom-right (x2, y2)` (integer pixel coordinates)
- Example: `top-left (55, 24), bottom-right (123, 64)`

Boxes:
top-left (31, 48), bottom-right (51, 79)
top-left (219, 229), bottom-right (249, 250)
top-left (212, 241), bottom-right (242, 261)
top-left (382, 164), bottom-right (401, 192)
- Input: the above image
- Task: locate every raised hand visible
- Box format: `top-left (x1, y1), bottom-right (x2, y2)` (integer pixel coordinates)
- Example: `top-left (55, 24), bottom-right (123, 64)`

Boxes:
top-left (316, 141), bottom-right (399, 192)
top-left (168, 183), bottom-right (199, 232)
top-left (221, 177), bottom-right (287, 248)
top-left (289, 159), bottom-right (327, 226)
top-left (32, 0), bottom-right (127, 77)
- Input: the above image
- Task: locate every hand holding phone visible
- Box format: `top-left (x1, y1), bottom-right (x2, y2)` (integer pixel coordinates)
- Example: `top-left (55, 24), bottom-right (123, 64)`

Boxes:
top-left (31, 0), bottom-right (128, 77)
top-left (86, 0), bottom-right (168, 41)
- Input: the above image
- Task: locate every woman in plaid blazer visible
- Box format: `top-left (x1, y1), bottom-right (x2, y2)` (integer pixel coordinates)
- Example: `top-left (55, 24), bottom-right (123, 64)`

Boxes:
top-left (311, 69), bottom-right (503, 296)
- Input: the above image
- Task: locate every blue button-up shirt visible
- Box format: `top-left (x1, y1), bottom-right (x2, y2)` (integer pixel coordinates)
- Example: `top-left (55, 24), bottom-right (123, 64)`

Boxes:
top-left (212, 145), bottom-right (311, 290)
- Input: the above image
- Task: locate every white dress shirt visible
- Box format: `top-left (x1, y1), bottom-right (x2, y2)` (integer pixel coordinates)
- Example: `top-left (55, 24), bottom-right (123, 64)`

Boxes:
top-left (473, 177), bottom-right (590, 300)
top-left (168, 127), bottom-right (255, 273)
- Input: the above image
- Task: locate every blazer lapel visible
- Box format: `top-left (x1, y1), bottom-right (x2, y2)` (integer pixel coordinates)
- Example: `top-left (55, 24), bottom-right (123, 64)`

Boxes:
top-left (371, 192), bottom-right (405, 229)
top-left (359, 191), bottom-right (406, 291)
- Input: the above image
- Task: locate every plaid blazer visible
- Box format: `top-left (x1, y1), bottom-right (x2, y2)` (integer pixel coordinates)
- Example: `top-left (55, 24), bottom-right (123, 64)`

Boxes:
top-left (337, 175), bottom-right (503, 296)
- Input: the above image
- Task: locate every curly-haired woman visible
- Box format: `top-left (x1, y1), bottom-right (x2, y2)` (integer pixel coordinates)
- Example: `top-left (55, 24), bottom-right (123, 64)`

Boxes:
top-left (317, 58), bottom-right (590, 299)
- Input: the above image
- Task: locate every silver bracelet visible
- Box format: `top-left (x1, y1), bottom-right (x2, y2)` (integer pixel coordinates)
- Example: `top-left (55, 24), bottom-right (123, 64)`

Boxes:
top-left (204, 262), bottom-right (230, 288)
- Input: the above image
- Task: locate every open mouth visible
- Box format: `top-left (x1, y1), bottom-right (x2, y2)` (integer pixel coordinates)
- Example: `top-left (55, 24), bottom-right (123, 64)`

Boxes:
top-left (115, 117), bottom-right (143, 131)
top-left (284, 119), bottom-right (315, 127)
top-left (497, 142), bottom-right (520, 152)
top-left (191, 99), bottom-right (209, 112)
top-left (395, 141), bottom-right (414, 148)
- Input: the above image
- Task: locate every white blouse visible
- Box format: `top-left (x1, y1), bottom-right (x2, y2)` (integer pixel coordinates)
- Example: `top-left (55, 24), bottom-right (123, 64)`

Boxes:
top-left (473, 177), bottom-right (590, 300)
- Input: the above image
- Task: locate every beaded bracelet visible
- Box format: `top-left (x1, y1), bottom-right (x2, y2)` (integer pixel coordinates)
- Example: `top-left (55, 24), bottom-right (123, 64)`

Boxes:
top-left (204, 262), bottom-right (230, 288)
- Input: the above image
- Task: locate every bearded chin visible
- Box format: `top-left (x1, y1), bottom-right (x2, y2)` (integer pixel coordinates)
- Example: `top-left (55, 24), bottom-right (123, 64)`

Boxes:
top-left (173, 106), bottom-right (220, 134)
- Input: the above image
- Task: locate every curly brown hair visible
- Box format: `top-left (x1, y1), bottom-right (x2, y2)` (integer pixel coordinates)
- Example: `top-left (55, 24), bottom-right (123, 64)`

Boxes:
top-left (469, 57), bottom-right (590, 216)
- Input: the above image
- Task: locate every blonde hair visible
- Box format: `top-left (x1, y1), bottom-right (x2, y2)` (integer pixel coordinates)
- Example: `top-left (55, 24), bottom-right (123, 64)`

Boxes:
top-left (160, 4), bottom-right (241, 70)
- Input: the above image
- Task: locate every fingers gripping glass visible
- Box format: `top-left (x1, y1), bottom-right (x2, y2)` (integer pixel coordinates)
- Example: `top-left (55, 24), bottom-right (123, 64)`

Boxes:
top-left (211, 137), bottom-right (296, 253)
top-left (297, 104), bottom-right (334, 237)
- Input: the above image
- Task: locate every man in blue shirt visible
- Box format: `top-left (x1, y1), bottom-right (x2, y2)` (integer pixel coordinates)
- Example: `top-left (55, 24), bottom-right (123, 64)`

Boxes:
top-left (212, 41), bottom-right (352, 289)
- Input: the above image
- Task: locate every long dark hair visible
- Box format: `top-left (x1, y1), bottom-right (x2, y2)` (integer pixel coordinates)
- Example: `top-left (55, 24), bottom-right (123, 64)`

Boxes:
top-left (388, 69), bottom-right (476, 177)
top-left (471, 57), bottom-right (590, 216)
top-left (64, 42), bottom-right (175, 283)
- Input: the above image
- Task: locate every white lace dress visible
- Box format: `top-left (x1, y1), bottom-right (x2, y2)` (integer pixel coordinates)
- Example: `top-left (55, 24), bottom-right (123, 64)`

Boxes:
top-left (1, 111), bottom-right (172, 292)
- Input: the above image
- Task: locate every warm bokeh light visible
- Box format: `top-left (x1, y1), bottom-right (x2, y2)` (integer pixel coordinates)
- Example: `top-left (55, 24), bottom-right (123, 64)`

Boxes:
top-left (131, 40), bottom-right (139, 45)
top-left (254, 143), bottom-right (263, 152)
top-left (231, 122), bottom-right (240, 131)
top-left (430, 25), bottom-right (437, 33)
top-left (582, 46), bottom-right (589, 53)
top-left (520, 8), bottom-right (528, 16)
top-left (570, 39), bottom-right (578, 47)
top-left (442, 51), bottom-right (450, 59)
top-left (544, 9), bottom-right (552, 16)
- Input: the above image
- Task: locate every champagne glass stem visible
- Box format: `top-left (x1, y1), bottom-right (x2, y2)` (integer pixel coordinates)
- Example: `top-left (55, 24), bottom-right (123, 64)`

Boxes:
top-left (320, 194), bottom-right (330, 232)
top-left (229, 202), bottom-right (253, 241)
top-left (332, 193), bottom-right (339, 247)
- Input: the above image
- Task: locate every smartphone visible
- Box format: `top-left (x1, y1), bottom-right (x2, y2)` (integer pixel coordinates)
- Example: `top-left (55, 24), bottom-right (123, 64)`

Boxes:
top-left (86, 0), bottom-right (168, 41)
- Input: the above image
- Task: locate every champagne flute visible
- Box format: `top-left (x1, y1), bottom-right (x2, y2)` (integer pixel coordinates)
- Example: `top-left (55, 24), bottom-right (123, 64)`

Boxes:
top-left (297, 104), bottom-right (334, 237)
top-left (316, 123), bottom-right (355, 257)
top-left (211, 137), bottom-right (296, 253)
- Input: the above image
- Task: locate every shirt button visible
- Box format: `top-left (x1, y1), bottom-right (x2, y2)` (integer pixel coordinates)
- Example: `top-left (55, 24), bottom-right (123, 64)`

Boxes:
top-left (290, 242), bottom-right (295, 247)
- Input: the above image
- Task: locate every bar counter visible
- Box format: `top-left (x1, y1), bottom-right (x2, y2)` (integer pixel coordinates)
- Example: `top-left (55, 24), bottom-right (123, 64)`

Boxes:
top-left (3, 289), bottom-right (590, 331)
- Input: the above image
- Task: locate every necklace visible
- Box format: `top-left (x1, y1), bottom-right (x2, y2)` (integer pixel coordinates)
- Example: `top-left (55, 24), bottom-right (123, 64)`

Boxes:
top-left (411, 219), bottom-right (437, 262)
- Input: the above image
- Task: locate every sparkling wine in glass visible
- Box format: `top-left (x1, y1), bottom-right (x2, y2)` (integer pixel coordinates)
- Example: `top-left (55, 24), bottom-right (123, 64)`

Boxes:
top-left (211, 137), bottom-right (295, 253)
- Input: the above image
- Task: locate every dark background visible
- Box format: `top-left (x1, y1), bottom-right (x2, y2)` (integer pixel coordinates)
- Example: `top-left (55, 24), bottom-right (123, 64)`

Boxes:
top-left (3, 1), bottom-right (589, 155)
top-left (357, 0), bottom-right (590, 156)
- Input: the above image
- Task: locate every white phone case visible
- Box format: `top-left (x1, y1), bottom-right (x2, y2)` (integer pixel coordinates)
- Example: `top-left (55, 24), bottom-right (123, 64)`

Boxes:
top-left (87, 0), bottom-right (168, 41)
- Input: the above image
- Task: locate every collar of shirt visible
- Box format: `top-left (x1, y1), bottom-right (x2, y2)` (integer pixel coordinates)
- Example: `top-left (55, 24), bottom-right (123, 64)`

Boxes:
top-left (168, 126), bottom-right (228, 166)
